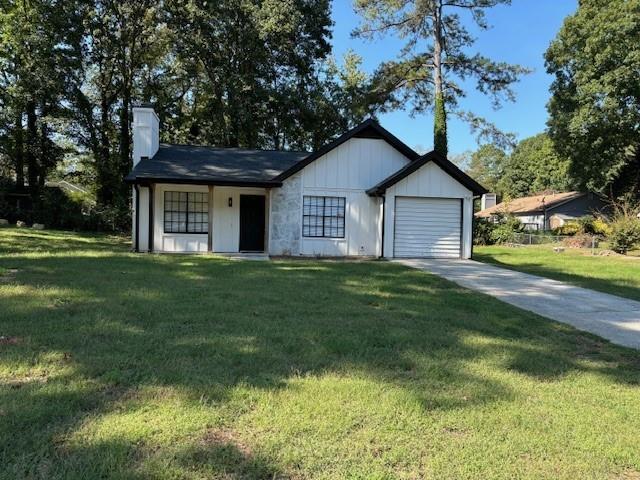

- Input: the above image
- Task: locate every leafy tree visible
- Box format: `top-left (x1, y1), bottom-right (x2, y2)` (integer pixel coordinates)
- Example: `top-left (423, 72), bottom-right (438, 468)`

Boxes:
top-left (545, 0), bottom-right (640, 198)
top-left (0, 0), bottom-right (381, 231)
top-left (0, 0), bottom-right (79, 195)
top-left (467, 144), bottom-right (507, 193)
top-left (498, 133), bottom-right (573, 198)
top-left (353, 0), bottom-right (529, 156)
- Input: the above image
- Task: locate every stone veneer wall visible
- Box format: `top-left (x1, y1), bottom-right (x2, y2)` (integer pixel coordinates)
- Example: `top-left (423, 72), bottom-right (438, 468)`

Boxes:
top-left (269, 172), bottom-right (301, 255)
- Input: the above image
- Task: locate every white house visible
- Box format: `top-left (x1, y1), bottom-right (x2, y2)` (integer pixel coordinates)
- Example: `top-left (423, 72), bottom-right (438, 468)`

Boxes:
top-left (126, 105), bottom-right (486, 258)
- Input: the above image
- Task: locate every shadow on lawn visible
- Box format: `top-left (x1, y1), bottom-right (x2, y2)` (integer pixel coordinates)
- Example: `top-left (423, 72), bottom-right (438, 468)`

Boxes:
top-left (473, 252), bottom-right (640, 302)
top-left (2, 231), bottom-right (640, 477)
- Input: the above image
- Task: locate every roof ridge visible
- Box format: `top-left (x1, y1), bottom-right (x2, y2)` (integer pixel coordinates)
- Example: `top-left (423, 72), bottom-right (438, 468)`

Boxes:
top-left (159, 143), bottom-right (310, 154)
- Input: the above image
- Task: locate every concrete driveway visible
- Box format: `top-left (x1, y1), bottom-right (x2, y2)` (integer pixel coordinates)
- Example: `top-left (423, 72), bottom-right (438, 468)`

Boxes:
top-left (396, 258), bottom-right (640, 350)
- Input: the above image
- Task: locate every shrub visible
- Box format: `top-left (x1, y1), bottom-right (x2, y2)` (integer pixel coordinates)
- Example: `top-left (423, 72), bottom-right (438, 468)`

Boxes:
top-left (607, 198), bottom-right (640, 254)
top-left (556, 221), bottom-right (580, 236)
top-left (473, 217), bottom-right (497, 245)
top-left (490, 214), bottom-right (524, 244)
top-left (608, 217), bottom-right (640, 254)
top-left (575, 215), bottom-right (596, 234)
top-left (556, 216), bottom-right (596, 236)
top-left (592, 217), bottom-right (612, 236)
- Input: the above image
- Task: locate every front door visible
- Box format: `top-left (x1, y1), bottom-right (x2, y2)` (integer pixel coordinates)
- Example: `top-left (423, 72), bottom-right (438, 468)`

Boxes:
top-left (239, 195), bottom-right (266, 252)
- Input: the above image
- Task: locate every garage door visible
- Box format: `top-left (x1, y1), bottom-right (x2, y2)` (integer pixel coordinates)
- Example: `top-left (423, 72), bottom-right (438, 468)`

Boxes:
top-left (393, 197), bottom-right (462, 258)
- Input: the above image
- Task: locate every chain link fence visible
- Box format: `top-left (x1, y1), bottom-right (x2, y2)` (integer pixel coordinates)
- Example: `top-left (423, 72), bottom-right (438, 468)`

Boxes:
top-left (507, 233), bottom-right (604, 254)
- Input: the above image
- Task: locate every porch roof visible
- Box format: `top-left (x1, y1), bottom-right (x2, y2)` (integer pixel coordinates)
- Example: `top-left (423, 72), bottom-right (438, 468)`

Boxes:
top-left (125, 144), bottom-right (309, 187)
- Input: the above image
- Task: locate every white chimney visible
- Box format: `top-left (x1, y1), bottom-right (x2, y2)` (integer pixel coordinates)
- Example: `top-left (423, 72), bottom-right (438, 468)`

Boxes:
top-left (481, 193), bottom-right (497, 210)
top-left (132, 104), bottom-right (159, 166)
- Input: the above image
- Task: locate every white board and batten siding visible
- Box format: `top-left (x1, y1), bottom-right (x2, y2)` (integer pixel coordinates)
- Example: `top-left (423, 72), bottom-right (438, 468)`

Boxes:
top-left (153, 183), bottom-right (209, 253)
top-left (299, 137), bottom-right (411, 256)
top-left (151, 183), bottom-right (268, 253)
top-left (384, 162), bottom-right (474, 259)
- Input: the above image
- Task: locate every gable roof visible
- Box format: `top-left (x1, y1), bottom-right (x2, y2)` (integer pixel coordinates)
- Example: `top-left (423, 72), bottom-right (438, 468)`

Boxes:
top-left (475, 191), bottom-right (585, 217)
top-left (125, 144), bottom-right (308, 186)
top-left (366, 150), bottom-right (487, 197)
top-left (274, 119), bottom-right (420, 181)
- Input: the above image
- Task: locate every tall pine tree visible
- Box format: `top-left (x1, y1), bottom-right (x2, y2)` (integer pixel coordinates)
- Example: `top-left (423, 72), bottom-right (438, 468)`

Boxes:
top-left (353, 0), bottom-right (529, 156)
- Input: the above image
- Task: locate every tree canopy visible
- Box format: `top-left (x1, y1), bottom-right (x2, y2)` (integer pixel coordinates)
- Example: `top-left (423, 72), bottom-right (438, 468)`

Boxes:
top-left (353, 0), bottom-right (529, 155)
top-left (545, 0), bottom-right (640, 199)
top-left (466, 144), bottom-right (507, 194)
top-left (497, 134), bottom-right (573, 199)
top-left (0, 0), bottom-right (376, 227)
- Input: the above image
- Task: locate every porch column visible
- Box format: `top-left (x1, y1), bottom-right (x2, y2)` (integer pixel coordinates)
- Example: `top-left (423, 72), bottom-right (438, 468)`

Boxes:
top-left (148, 183), bottom-right (154, 253)
top-left (208, 185), bottom-right (214, 252)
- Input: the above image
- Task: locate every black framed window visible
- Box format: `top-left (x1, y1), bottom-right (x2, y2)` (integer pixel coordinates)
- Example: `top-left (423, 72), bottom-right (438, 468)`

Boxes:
top-left (302, 196), bottom-right (345, 238)
top-left (164, 191), bottom-right (208, 234)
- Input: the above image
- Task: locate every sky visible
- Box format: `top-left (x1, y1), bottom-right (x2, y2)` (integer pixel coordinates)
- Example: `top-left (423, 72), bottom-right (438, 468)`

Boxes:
top-left (330, 0), bottom-right (578, 155)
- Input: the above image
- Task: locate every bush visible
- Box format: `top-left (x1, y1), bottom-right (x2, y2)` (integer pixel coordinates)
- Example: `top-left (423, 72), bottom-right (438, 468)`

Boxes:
top-left (556, 221), bottom-right (581, 236)
top-left (490, 215), bottom-right (524, 244)
top-left (575, 215), bottom-right (596, 234)
top-left (473, 218), bottom-right (497, 245)
top-left (556, 216), bottom-right (596, 236)
top-left (592, 217), bottom-right (612, 236)
top-left (608, 217), bottom-right (640, 254)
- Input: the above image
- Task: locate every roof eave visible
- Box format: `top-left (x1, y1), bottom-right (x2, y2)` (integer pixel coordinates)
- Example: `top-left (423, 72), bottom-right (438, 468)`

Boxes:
top-left (125, 176), bottom-right (283, 188)
top-left (366, 151), bottom-right (487, 197)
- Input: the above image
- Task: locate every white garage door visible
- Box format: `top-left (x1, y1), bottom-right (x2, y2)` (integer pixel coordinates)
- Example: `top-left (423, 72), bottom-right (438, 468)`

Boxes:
top-left (394, 197), bottom-right (462, 258)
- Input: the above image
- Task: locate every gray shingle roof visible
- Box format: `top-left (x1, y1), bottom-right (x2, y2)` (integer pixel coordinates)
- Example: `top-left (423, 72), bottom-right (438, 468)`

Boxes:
top-left (125, 144), bottom-right (310, 186)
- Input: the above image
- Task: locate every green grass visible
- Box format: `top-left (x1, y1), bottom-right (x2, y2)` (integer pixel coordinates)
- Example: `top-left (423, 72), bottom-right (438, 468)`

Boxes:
top-left (474, 244), bottom-right (640, 302)
top-left (1, 227), bottom-right (640, 479)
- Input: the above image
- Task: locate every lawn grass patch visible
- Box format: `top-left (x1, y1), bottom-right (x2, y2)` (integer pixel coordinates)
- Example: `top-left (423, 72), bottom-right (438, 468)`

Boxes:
top-left (1, 228), bottom-right (640, 479)
top-left (474, 245), bottom-right (640, 301)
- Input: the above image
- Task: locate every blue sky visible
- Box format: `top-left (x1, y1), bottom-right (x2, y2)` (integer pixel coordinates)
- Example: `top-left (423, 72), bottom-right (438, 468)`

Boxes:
top-left (330, 0), bottom-right (577, 155)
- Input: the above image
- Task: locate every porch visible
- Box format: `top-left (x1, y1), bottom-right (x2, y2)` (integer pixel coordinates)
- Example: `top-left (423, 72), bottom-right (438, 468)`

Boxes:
top-left (133, 183), bottom-right (270, 254)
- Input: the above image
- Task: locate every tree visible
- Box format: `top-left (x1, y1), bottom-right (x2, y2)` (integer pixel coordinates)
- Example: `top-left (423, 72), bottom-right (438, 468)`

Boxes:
top-left (467, 144), bottom-right (506, 193)
top-left (498, 133), bottom-right (573, 198)
top-left (0, 0), bottom-right (80, 195)
top-left (353, 0), bottom-right (529, 156)
top-left (545, 0), bottom-right (640, 199)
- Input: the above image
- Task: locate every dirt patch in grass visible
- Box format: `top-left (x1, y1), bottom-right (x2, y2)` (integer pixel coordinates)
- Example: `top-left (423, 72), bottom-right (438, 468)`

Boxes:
top-left (442, 426), bottom-right (469, 438)
top-left (613, 469), bottom-right (640, 479)
top-left (200, 427), bottom-right (253, 457)
top-left (0, 335), bottom-right (21, 345)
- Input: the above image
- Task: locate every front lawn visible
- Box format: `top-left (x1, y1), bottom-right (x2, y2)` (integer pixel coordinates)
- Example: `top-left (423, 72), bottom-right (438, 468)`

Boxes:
top-left (474, 245), bottom-right (640, 302)
top-left (1, 227), bottom-right (640, 479)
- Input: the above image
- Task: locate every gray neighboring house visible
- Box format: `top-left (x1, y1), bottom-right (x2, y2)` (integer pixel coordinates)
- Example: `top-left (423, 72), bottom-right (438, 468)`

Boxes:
top-left (475, 191), bottom-right (610, 231)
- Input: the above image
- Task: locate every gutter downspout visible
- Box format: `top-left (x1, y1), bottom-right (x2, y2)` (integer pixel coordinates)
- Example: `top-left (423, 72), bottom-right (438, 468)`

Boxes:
top-left (134, 184), bottom-right (140, 253)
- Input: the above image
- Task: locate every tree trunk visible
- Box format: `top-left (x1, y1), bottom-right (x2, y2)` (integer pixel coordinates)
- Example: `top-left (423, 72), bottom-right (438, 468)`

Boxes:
top-left (119, 87), bottom-right (131, 201)
top-left (14, 113), bottom-right (24, 190)
top-left (97, 94), bottom-right (113, 205)
top-left (25, 101), bottom-right (39, 196)
top-left (432, 2), bottom-right (448, 156)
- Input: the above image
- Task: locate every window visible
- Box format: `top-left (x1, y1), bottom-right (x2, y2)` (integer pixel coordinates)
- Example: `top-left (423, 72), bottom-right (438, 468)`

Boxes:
top-left (303, 196), bottom-right (345, 238)
top-left (164, 191), bottom-right (208, 234)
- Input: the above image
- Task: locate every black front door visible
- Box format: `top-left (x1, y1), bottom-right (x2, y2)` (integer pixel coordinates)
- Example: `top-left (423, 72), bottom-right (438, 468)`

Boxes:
top-left (239, 195), bottom-right (266, 252)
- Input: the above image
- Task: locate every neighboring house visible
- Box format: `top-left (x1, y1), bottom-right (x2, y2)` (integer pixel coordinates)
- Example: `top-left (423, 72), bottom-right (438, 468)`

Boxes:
top-left (475, 191), bottom-right (609, 231)
top-left (126, 105), bottom-right (486, 258)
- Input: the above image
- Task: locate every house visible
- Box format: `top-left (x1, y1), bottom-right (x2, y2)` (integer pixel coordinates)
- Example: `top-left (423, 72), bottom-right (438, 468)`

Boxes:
top-left (125, 105), bottom-right (486, 258)
top-left (475, 191), bottom-right (610, 231)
